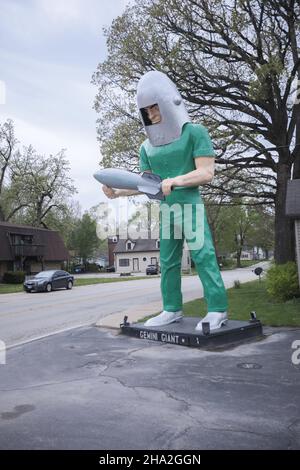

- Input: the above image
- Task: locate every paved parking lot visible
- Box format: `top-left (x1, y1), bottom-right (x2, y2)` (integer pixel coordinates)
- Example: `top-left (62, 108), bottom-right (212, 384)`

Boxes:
top-left (0, 324), bottom-right (299, 449)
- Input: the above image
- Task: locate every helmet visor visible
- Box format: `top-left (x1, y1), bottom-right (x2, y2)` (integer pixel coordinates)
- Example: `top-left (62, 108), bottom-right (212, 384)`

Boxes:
top-left (140, 103), bottom-right (161, 126)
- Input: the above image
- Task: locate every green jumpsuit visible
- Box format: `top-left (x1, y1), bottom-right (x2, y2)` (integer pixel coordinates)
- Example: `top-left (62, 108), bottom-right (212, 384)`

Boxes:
top-left (140, 122), bottom-right (228, 313)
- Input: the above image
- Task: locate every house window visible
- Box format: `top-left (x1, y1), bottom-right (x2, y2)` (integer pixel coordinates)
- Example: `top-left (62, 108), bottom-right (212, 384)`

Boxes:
top-left (151, 257), bottom-right (157, 265)
top-left (127, 242), bottom-right (132, 250)
top-left (119, 259), bottom-right (130, 267)
top-left (156, 240), bottom-right (160, 249)
top-left (143, 257), bottom-right (147, 262)
top-left (11, 234), bottom-right (33, 245)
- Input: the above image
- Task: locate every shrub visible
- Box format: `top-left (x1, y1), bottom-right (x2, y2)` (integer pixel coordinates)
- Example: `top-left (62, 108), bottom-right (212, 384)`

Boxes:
top-left (234, 280), bottom-right (241, 288)
top-left (266, 262), bottom-right (300, 302)
top-left (3, 271), bottom-right (26, 284)
top-left (86, 263), bottom-right (101, 273)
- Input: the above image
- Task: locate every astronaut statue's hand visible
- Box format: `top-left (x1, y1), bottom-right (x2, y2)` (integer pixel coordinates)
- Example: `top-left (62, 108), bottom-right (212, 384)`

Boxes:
top-left (161, 178), bottom-right (177, 196)
top-left (102, 185), bottom-right (119, 199)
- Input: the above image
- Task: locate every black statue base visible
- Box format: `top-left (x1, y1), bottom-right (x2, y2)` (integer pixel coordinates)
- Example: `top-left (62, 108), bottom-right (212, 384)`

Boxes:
top-left (120, 316), bottom-right (263, 349)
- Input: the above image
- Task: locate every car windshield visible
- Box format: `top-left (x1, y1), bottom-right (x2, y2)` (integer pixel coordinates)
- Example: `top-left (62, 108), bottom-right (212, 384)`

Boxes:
top-left (35, 271), bottom-right (56, 278)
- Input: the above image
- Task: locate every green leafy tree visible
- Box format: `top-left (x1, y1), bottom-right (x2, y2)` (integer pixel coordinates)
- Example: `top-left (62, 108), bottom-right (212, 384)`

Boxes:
top-left (0, 119), bottom-right (19, 220)
top-left (246, 205), bottom-right (275, 259)
top-left (0, 119), bottom-right (77, 228)
top-left (11, 146), bottom-right (77, 227)
top-left (69, 213), bottom-right (100, 265)
top-left (41, 200), bottom-right (82, 248)
top-left (92, 0), bottom-right (300, 265)
top-left (211, 200), bottom-right (262, 267)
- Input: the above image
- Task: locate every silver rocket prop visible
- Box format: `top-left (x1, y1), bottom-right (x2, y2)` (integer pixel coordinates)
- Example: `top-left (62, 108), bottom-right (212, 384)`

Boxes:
top-left (93, 168), bottom-right (165, 200)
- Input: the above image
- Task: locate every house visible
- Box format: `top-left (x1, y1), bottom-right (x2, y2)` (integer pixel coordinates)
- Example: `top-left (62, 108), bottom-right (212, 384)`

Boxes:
top-left (286, 179), bottom-right (300, 287)
top-left (230, 246), bottom-right (268, 261)
top-left (240, 247), bottom-right (266, 260)
top-left (113, 237), bottom-right (191, 274)
top-left (0, 222), bottom-right (69, 279)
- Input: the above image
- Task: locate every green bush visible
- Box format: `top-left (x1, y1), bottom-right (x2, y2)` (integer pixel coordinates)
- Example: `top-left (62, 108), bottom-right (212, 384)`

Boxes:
top-left (266, 262), bottom-right (300, 302)
top-left (234, 280), bottom-right (241, 288)
top-left (86, 263), bottom-right (101, 272)
top-left (3, 271), bottom-right (26, 284)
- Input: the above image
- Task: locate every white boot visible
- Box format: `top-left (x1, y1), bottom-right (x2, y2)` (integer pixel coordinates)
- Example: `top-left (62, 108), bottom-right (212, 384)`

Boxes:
top-left (195, 312), bottom-right (228, 331)
top-left (144, 310), bottom-right (183, 327)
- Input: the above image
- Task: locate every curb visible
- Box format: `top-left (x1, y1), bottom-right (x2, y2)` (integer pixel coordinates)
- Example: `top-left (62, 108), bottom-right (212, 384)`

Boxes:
top-left (95, 301), bottom-right (162, 329)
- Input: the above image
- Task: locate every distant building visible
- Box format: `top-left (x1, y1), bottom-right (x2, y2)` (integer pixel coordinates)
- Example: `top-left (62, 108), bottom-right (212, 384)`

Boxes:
top-left (230, 246), bottom-right (269, 261)
top-left (113, 237), bottom-right (191, 274)
top-left (0, 222), bottom-right (69, 279)
top-left (240, 247), bottom-right (266, 260)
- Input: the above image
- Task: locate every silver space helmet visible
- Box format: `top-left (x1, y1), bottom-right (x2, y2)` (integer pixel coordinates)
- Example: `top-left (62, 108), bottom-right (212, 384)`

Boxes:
top-left (136, 70), bottom-right (190, 146)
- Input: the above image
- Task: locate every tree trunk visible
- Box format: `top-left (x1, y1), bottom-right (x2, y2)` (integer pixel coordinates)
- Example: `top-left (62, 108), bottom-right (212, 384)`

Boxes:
top-left (236, 248), bottom-right (242, 268)
top-left (205, 210), bottom-right (219, 259)
top-left (275, 163), bottom-right (295, 264)
top-left (35, 199), bottom-right (43, 227)
top-left (0, 205), bottom-right (5, 221)
top-left (210, 223), bottom-right (219, 259)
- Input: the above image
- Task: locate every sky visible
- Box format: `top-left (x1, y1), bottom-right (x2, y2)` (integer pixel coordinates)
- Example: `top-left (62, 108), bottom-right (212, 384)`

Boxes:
top-left (0, 0), bottom-right (130, 212)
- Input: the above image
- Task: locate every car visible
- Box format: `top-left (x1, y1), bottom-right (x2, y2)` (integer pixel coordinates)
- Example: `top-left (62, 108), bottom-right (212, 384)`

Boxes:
top-left (146, 264), bottom-right (160, 275)
top-left (23, 270), bottom-right (74, 293)
top-left (106, 265), bottom-right (116, 272)
top-left (73, 265), bottom-right (85, 273)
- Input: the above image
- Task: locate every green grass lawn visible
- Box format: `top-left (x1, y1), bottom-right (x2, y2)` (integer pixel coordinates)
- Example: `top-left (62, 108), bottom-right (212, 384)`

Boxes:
top-left (219, 259), bottom-right (267, 271)
top-left (0, 276), bottom-right (151, 294)
top-left (183, 279), bottom-right (300, 327)
top-left (140, 279), bottom-right (300, 327)
top-left (74, 276), bottom-right (148, 286)
top-left (0, 284), bottom-right (24, 294)
top-left (183, 260), bottom-right (266, 276)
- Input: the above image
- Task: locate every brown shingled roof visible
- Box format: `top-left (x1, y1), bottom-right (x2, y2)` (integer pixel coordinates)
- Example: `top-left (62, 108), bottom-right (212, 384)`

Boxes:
top-left (0, 222), bottom-right (69, 261)
top-left (114, 238), bottom-right (159, 253)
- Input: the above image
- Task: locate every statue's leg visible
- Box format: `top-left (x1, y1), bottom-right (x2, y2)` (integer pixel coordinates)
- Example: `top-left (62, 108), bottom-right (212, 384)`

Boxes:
top-left (159, 204), bottom-right (184, 312)
top-left (187, 205), bottom-right (228, 313)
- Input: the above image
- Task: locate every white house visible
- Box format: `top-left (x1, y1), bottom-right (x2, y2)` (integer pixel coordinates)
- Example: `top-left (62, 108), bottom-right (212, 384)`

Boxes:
top-left (231, 246), bottom-right (267, 261)
top-left (113, 238), bottom-right (191, 274)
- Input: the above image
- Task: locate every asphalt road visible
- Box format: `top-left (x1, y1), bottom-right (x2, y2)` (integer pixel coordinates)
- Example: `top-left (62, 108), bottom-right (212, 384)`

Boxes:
top-left (0, 324), bottom-right (299, 450)
top-left (0, 262), bottom-right (268, 348)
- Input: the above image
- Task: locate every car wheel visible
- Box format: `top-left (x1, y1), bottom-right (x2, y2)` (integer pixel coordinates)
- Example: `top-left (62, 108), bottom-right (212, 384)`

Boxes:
top-left (66, 280), bottom-right (73, 290)
top-left (45, 283), bottom-right (52, 293)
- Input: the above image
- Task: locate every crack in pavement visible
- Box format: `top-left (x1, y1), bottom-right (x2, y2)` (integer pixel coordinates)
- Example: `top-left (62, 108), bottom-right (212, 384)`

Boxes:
top-left (0, 345), bottom-right (158, 393)
top-left (98, 359), bottom-right (288, 445)
top-left (286, 418), bottom-right (300, 449)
